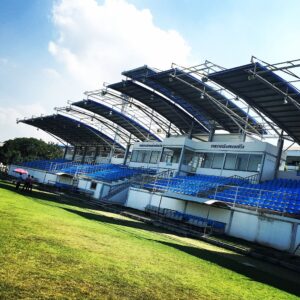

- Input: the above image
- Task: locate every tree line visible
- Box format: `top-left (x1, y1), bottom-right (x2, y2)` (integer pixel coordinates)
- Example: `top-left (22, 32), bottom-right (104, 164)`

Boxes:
top-left (0, 138), bottom-right (63, 165)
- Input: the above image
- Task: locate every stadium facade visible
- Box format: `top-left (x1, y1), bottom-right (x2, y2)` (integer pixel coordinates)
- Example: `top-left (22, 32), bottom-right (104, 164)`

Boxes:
top-left (11, 57), bottom-right (300, 254)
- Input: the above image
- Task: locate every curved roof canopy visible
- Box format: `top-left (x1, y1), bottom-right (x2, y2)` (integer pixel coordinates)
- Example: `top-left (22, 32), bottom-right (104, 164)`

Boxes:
top-left (123, 66), bottom-right (212, 131)
top-left (72, 99), bottom-right (161, 142)
top-left (19, 114), bottom-right (125, 150)
top-left (148, 68), bottom-right (263, 134)
top-left (208, 62), bottom-right (300, 143)
top-left (108, 80), bottom-right (209, 135)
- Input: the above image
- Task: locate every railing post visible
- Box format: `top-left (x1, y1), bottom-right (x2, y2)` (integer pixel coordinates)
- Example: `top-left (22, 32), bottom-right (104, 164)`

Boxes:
top-left (214, 185), bottom-right (219, 200)
top-left (233, 186), bottom-right (239, 208)
top-left (282, 192), bottom-right (287, 216)
top-left (257, 189), bottom-right (262, 212)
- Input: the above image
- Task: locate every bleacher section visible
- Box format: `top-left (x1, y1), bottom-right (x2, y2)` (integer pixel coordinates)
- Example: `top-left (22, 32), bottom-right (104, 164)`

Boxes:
top-left (86, 165), bottom-right (155, 182)
top-left (22, 159), bottom-right (71, 171)
top-left (145, 175), bottom-right (300, 215)
top-left (210, 178), bottom-right (300, 215)
top-left (145, 174), bottom-right (245, 196)
top-left (145, 205), bottom-right (226, 232)
top-left (21, 159), bottom-right (156, 182)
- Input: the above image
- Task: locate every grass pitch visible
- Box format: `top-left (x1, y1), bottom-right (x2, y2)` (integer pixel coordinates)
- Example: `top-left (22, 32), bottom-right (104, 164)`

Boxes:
top-left (0, 180), bottom-right (299, 299)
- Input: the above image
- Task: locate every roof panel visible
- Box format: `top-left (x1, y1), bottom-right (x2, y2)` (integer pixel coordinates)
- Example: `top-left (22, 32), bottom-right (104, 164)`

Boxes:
top-left (20, 114), bottom-right (125, 149)
top-left (149, 69), bottom-right (263, 134)
top-left (73, 99), bottom-right (161, 142)
top-left (123, 66), bottom-right (213, 131)
top-left (208, 62), bottom-right (300, 143)
top-left (108, 80), bottom-right (209, 135)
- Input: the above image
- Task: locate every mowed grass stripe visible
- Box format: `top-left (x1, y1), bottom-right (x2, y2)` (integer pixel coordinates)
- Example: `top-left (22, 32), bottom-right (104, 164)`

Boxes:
top-left (0, 181), bottom-right (299, 299)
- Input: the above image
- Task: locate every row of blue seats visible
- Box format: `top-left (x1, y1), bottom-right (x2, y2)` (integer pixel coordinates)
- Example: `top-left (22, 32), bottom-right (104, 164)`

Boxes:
top-left (145, 205), bottom-right (226, 230)
top-left (59, 163), bottom-right (115, 175)
top-left (22, 159), bottom-right (71, 171)
top-left (88, 166), bottom-right (152, 182)
top-left (146, 175), bottom-right (300, 215)
top-left (90, 164), bottom-right (156, 182)
top-left (145, 174), bottom-right (240, 196)
top-left (210, 180), bottom-right (300, 214)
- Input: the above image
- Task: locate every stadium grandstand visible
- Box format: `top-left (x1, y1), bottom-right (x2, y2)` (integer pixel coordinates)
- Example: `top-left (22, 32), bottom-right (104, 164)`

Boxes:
top-left (12, 56), bottom-right (300, 254)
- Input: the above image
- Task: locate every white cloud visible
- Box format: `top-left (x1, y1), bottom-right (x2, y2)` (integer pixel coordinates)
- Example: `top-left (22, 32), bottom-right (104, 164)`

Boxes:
top-left (49, 0), bottom-right (191, 89)
top-left (43, 67), bottom-right (61, 79)
top-left (0, 104), bottom-right (56, 143)
top-left (1, 0), bottom-right (191, 143)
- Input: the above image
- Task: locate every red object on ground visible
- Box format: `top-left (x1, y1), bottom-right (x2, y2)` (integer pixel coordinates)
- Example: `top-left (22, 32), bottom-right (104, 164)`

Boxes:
top-left (13, 168), bottom-right (29, 175)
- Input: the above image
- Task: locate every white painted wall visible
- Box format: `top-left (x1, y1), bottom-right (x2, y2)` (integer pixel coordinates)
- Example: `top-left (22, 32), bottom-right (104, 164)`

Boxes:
top-left (78, 179), bottom-right (90, 190)
top-left (8, 165), bottom-right (58, 184)
top-left (261, 154), bottom-right (277, 181)
top-left (126, 188), bottom-right (152, 211)
top-left (196, 168), bottom-right (255, 178)
top-left (43, 173), bottom-right (57, 185)
top-left (295, 224), bottom-right (300, 252)
top-left (126, 188), bottom-right (300, 252)
top-left (56, 175), bottom-right (73, 185)
top-left (229, 210), bottom-right (259, 242)
top-left (255, 217), bottom-right (292, 250)
top-left (109, 188), bottom-right (129, 204)
top-left (228, 210), bottom-right (298, 251)
top-left (160, 196), bottom-right (185, 211)
top-left (111, 157), bottom-right (124, 165)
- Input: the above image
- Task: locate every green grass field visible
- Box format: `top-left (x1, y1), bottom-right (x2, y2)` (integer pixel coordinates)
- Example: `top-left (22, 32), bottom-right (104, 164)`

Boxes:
top-left (0, 180), bottom-right (299, 299)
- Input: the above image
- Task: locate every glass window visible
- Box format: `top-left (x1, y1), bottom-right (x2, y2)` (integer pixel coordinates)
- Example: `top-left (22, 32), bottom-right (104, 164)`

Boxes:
top-left (86, 146), bottom-right (96, 157)
top-left (136, 151), bottom-right (144, 162)
top-left (236, 154), bottom-right (249, 171)
top-left (149, 151), bottom-right (160, 164)
top-left (90, 181), bottom-right (97, 190)
top-left (131, 150), bottom-right (138, 162)
top-left (135, 150), bottom-right (151, 163)
top-left (197, 153), bottom-right (205, 168)
top-left (248, 154), bottom-right (262, 172)
top-left (224, 154), bottom-right (237, 170)
top-left (203, 153), bottom-right (214, 168)
top-left (182, 149), bottom-right (194, 166)
top-left (160, 147), bottom-right (182, 163)
top-left (212, 153), bottom-right (224, 169)
top-left (143, 151), bottom-right (151, 163)
top-left (76, 147), bottom-right (84, 156)
top-left (66, 147), bottom-right (74, 156)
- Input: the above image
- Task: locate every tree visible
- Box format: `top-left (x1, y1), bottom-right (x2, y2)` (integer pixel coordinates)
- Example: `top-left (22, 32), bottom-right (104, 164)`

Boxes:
top-left (0, 138), bottom-right (64, 164)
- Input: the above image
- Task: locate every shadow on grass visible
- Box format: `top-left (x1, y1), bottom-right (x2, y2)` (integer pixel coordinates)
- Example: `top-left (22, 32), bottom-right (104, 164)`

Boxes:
top-left (157, 241), bottom-right (300, 297)
top-left (64, 206), bottom-right (300, 297)
top-left (0, 181), bottom-right (100, 211)
top-left (63, 207), bottom-right (172, 237)
top-left (0, 180), bottom-right (172, 237)
top-left (0, 181), bottom-right (61, 203)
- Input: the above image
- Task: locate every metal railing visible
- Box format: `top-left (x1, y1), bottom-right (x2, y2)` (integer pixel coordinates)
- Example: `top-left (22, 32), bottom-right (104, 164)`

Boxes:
top-left (138, 176), bottom-right (300, 215)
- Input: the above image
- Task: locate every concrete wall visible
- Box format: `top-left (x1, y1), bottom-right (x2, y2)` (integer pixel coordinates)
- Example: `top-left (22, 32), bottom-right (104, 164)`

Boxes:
top-left (228, 210), bottom-right (295, 251)
top-left (295, 224), bottom-right (300, 253)
top-left (126, 187), bottom-right (300, 252)
top-left (77, 178), bottom-right (109, 200)
top-left (126, 188), bottom-right (152, 211)
top-left (111, 157), bottom-right (124, 165)
top-left (261, 154), bottom-right (277, 181)
top-left (196, 168), bottom-right (255, 178)
top-left (8, 165), bottom-right (57, 184)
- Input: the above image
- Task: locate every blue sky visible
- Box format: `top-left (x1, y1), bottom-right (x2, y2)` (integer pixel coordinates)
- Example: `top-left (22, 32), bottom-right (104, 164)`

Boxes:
top-left (1, 0), bottom-right (300, 142)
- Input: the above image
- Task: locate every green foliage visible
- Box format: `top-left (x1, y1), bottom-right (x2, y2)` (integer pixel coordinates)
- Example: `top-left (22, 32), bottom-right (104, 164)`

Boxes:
top-left (0, 181), bottom-right (299, 299)
top-left (0, 137), bottom-right (63, 164)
